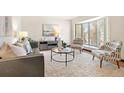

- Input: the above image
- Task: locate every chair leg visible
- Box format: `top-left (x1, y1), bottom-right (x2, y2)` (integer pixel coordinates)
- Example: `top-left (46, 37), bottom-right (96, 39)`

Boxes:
top-left (100, 60), bottom-right (103, 68)
top-left (116, 61), bottom-right (120, 69)
top-left (92, 55), bottom-right (95, 60)
top-left (100, 57), bottom-right (103, 68)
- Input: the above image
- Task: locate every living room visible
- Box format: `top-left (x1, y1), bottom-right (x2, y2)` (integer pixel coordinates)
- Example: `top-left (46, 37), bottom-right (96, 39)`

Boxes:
top-left (0, 16), bottom-right (124, 77)
top-left (1, 0), bottom-right (124, 92)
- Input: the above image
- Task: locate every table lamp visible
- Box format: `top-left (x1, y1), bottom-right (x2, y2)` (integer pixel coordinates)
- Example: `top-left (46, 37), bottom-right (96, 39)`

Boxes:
top-left (18, 31), bottom-right (28, 42)
top-left (53, 26), bottom-right (60, 41)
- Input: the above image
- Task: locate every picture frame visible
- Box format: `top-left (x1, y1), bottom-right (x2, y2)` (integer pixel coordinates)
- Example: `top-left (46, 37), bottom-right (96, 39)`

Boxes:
top-left (42, 24), bottom-right (59, 37)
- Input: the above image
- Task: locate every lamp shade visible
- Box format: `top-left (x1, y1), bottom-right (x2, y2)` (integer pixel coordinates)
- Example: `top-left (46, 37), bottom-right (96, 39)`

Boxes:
top-left (53, 25), bottom-right (60, 37)
top-left (53, 30), bottom-right (59, 36)
top-left (18, 31), bottom-right (28, 39)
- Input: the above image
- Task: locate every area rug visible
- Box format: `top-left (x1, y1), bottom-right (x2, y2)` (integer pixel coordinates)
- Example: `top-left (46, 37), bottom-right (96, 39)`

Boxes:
top-left (41, 50), bottom-right (124, 77)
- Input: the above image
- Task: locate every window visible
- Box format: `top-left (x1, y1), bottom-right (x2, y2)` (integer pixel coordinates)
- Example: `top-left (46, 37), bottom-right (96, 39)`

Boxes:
top-left (97, 18), bottom-right (105, 45)
top-left (75, 17), bottom-right (109, 47)
top-left (75, 24), bottom-right (82, 38)
top-left (83, 23), bottom-right (89, 44)
top-left (89, 21), bottom-right (97, 46)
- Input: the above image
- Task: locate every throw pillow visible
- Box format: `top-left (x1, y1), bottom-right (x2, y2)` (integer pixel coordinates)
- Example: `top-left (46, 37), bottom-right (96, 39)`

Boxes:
top-left (22, 38), bottom-right (32, 54)
top-left (0, 43), bottom-right (17, 59)
top-left (9, 44), bottom-right (27, 56)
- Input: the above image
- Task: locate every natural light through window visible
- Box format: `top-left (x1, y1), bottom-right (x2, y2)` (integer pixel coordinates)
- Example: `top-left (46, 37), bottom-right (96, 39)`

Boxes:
top-left (75, 16), bottom-right (109, 47)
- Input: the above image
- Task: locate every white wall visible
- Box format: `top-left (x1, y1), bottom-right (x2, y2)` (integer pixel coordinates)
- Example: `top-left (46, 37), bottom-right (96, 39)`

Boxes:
top-left (4, 16), bottom-right (22, 43)
top-left (21, 16), bottom-right (71, 44)
top-left (0, 16), bottom-right (5, 47)
top-left (11, 16), bottom-right (21, 32)
top-left (109, 16), bottom-right (124, 59)
top-left (0, 16), bottom-right (22, 46)
top-left (71, 16), bottom-right (124, 59)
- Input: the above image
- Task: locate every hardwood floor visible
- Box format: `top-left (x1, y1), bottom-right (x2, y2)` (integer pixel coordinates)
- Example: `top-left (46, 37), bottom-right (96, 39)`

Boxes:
top-left (113, 61), bottom-right (124, 67)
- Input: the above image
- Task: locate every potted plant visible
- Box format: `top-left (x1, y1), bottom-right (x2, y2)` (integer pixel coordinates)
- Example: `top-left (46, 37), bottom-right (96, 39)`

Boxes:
top-left (62, 41), bottom-right (67, 48)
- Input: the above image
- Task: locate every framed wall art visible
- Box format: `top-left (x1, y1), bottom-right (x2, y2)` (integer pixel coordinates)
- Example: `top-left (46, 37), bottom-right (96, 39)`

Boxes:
top-left (42, 24), bottom-right (59, 37)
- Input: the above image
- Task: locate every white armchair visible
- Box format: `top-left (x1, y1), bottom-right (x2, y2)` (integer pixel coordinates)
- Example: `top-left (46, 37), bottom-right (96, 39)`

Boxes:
top-left (92, 41), bottom-right (123, 69)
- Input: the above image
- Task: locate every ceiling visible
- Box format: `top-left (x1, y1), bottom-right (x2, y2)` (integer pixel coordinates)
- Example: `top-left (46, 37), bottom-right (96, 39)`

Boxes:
top-left (40, 16), bottom-right (78, 20)
top-left (21, 16), bottom-right (78, 21)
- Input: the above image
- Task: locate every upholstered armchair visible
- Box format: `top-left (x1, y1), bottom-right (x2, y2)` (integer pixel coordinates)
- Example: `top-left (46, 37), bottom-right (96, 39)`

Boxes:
top-left (70, 38), bottom-right (83, 53)
top-left (92, 41), bottom-right (123, 69)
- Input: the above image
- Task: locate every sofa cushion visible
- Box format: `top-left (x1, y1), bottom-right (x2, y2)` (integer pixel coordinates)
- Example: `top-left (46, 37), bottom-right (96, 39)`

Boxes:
top-left (22, 38), bottom-right (32, 54)
top-left (92, 50), bottom-right (112, 57)
top-left (71, 44), bottom-right (82, 48)
top-left (82, 45), bottom-right (98, 50)
top-left (9, 44), bottom-right (27, 56)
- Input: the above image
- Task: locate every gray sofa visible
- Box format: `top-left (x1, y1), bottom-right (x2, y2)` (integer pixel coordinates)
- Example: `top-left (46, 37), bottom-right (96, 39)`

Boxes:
top-left (0, 54), bottom-right (44, 77)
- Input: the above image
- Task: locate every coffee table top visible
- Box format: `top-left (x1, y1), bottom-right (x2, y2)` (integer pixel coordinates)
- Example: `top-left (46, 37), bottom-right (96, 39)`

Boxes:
top-left (51, 47), bottom-right (74, 54)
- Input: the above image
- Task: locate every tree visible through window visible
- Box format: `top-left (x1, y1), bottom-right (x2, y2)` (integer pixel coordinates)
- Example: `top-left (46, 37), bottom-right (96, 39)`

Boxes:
top-left (83, 23), bottom-right (89, 44)
top-left (75, 24), bottom-right (82, 39)
top-left (97, 18), bottom-right (105, 46)
top-left (75, 17), bottom-right (109, 47)
top-left (89, 21), bottom-right (97, 46)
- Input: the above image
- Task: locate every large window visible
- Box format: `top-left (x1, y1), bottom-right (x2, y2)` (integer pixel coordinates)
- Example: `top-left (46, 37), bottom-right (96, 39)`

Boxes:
top-left (89, 21), bottom-right (97, 46)
top-left (75, 24), bottom-right (82, 38)
top-left (75, 17), bottom-right (109, 47)
top-left (97, 18), bottom-right (105, 45)
top-left (83, 23), bottom-right (89, 44)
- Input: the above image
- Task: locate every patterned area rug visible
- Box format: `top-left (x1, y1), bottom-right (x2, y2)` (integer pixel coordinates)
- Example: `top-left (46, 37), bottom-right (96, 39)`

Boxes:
top-left (41, 50), bottom-right (124, 77)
